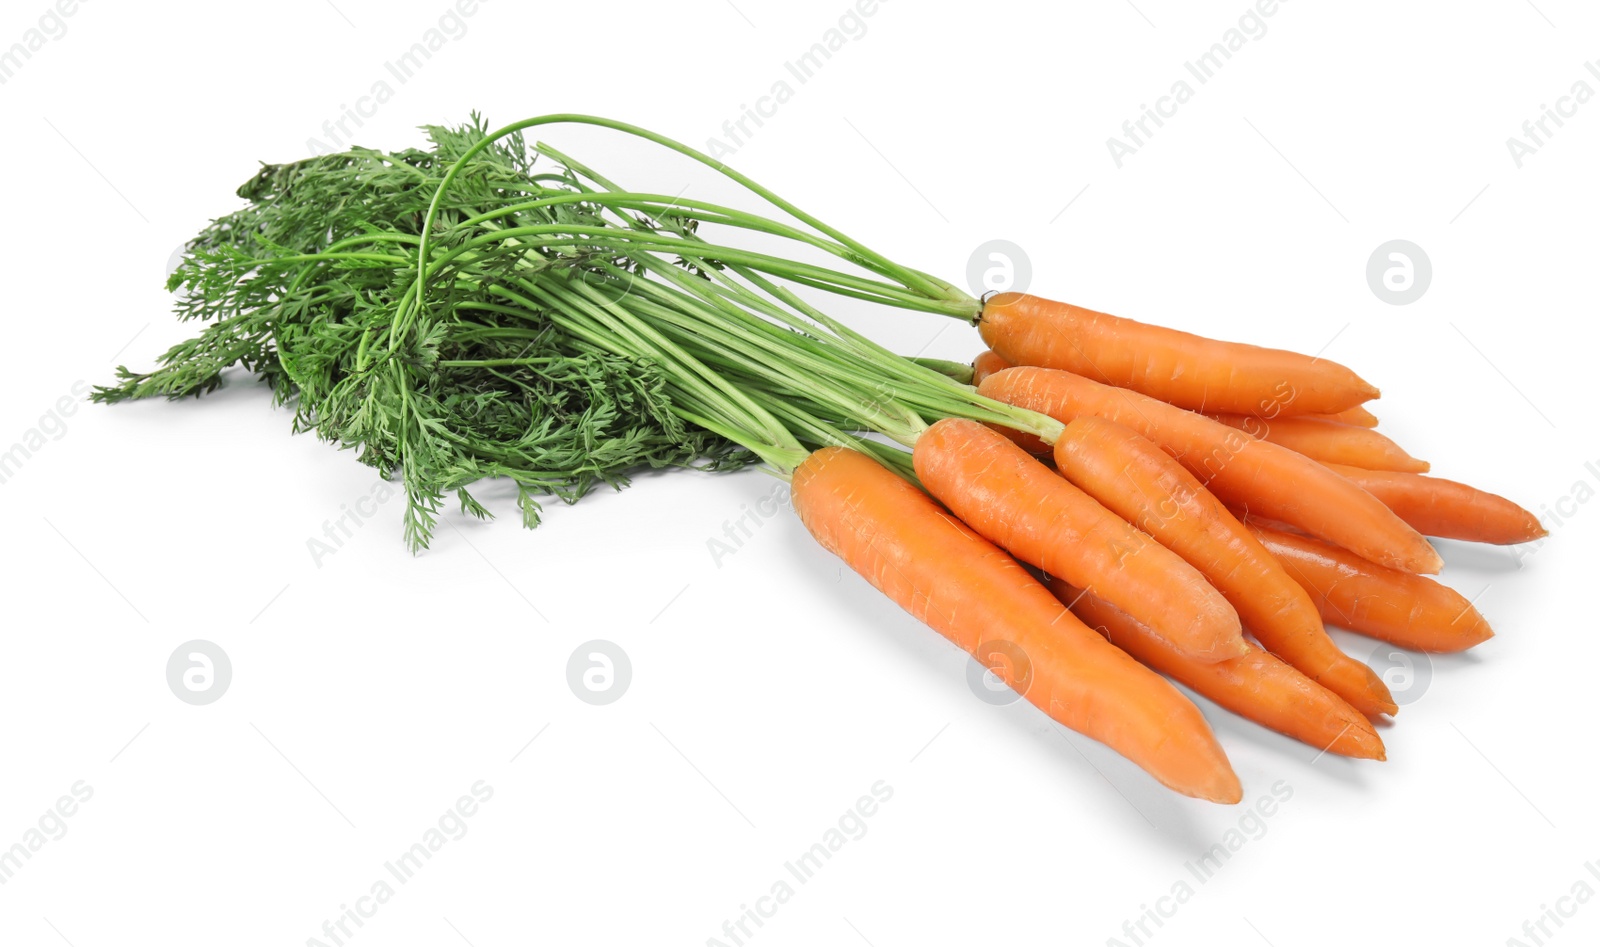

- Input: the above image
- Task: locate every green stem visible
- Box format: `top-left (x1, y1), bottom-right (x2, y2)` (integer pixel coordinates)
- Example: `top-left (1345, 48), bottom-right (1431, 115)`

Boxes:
top-left (412, 114), bottom-right (981, 327)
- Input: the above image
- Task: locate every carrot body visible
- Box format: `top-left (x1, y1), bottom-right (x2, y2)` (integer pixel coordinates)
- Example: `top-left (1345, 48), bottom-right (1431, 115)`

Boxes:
top-left (1051, 417), bottom-right (1397, 716)
top-left (971, 349), bottom-right (1013, 386)
top-left (977, 366), bottom-right (1442, 574)
top-left (978, 293), bottom-right (1380, 415)
top-left (913, 419), bottom-right (1246, 662)
top-left (1211, 414), bottom-right (1428, 473)
top-left (792, 447), bottom-right (1241, 803)
top-left (1249, 523), bottom-right (1495, 653)
top-left (1053, 581), bottom-right (1386, 759)
top-left (1304, 406), bottom-right (1379, 428)
top-left (1325, 463), bottom-right (1547, 545)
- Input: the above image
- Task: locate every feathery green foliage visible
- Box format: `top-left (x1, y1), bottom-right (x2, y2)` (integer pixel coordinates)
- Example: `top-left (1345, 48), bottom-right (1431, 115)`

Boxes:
top-left (96, 118), bottom-right (752, 548)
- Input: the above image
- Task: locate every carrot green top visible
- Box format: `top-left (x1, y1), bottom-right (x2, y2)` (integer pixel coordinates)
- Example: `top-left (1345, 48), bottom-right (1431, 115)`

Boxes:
top-left (97, 114), bottom-right (1061, 549)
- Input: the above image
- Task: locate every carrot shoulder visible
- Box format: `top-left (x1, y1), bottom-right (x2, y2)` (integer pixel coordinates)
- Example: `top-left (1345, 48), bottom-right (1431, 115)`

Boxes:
top-left (1248, 522), bottom-right (1495, 653)
top-left (793, 446), bottom-right (1241, 803)
top-left (969, 351), bottom-right (1049, 453)
top-left (978, 293), bottom-right (1379, 415)
top-left (976, 366), bottom-right (1442, 575)
top-left (1210, 414), bottom-right (1428, 473)
top-left (1324, 463), bottom-right (1547, 545)
top-left (1053, 581), bottom-right (1385, 760)
top-left (1050, 416), bottom-right (1396, 716)
top-left (912, 419), bottom-right (1247, 663)
top-left (971, 349), bottom-right (1013, 386)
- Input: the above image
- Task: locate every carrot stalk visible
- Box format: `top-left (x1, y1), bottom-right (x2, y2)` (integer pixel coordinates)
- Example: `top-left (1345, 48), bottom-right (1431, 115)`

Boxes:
top-left (1248, 522), bottom-right (1496, 653)
top-left (912, 419), bottom-right (1247, 663)
top-left (1324, 463), bottom-right (1547, 545)
top-left (978, 293), bottom-right (1380, 415)
top-left (1050, 416), bottom-right (1397, 716)
top-left (793, 446), bottom-right (1242, 803)
top-left (977, 366), bottom-right (1443, 575)
top-left (1210, 414), bottom-right (1428, 473)
top-left (1052, 581), bottom-right (1386, 760)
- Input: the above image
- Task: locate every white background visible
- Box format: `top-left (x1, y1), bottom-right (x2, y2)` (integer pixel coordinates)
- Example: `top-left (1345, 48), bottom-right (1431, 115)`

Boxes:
top-left (1, 1), bottom-right (1597, 945)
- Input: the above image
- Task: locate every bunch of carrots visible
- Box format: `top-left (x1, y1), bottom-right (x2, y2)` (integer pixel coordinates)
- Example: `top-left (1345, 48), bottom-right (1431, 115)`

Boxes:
top-left (102, 114), bottom-right (1546, 805)
top-left (795, 295), bottom-right (1540, 802)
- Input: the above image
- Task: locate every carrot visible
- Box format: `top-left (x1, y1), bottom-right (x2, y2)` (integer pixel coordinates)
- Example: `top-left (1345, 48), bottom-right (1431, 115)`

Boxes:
top-left (971, 349), bottom-right (1013, 386)
top-left (978, 293), bottom-right (1380, 415)
top-left (1248, 522), bottom-right (1495, 653)
top-left (977, 342), bottom-right (1380, 431)
top-left (1210, 414), bottom-right (1428, 473)
top-left (976, 341), bottom-right (1380, 435)
top-left (977, 366), bottom-right (1443, 575)
top-left (969, 350), bottom-right (1049, 454)
top-left (793, 446), bottom-right (1242, 803)
top-left (1304, 406), bottom-right (1379, 428)
top-left (912, 419), bottom-right (1247, 662)
top-left (1051, 416), bottom-right (1397, 716)
top-left (1324, 463), bottom-right (1547, 545)
top-left (1052, 581), bottom-right (1386, 759)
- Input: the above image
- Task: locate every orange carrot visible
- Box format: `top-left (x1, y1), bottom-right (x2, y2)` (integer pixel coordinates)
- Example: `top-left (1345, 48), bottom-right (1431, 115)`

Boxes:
top-left (913, 419), bottom-right (1247, 662)
top-left (977, 366), bottom-right (1443, 574)
top-left (1324, 463), bottom-right (1547, 545)
top-left (1304, 406), bottom-right (1379, 428)
top-left (971, 349), bottom-right (1013, 386)
top-left (1210, 414), bottom-right (1428, 473)
top-left (970, 350), bottom-right (1049, 454)
top-left (793, 446), bottom-right (1242, 802)
top-left (1248, 523), bottom-right (1495, 653)
top-left (1051, 416), bottom-right (1397, 716)
top-left (978, 293), bottom-right (1380, 415)
top-left (978, 338), bottom-right (1379, 430)
top-left (1052, 580), bottom-right (1386, 759)
top-left (978, 342), bottom-right (1377, 432)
